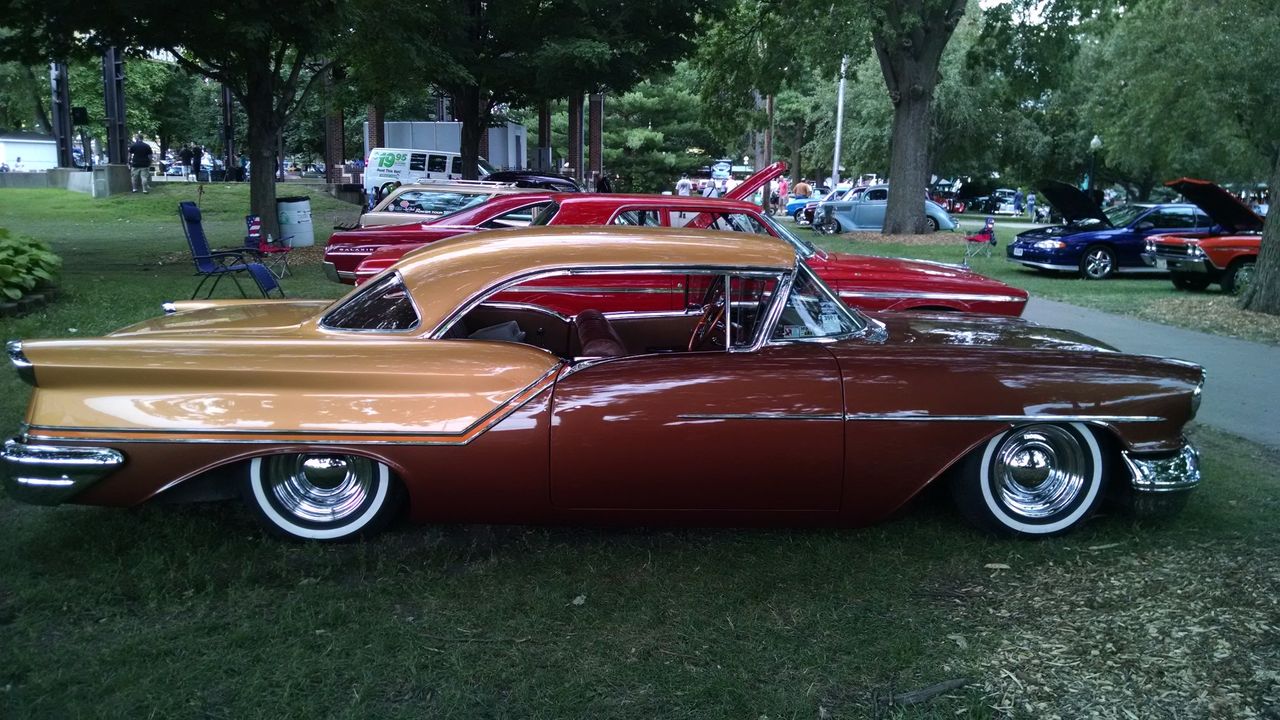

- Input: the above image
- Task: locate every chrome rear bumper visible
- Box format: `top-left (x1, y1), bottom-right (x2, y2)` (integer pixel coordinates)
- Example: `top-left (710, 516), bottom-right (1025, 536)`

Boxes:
top-left (1, 439), bottom-right (124, 505)
top-left (1124, 443), bottom-right (1200, 493)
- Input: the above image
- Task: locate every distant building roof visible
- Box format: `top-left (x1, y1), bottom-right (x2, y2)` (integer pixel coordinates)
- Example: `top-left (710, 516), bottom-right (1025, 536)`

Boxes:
top-left (0, 132), bottom-right (56, 143)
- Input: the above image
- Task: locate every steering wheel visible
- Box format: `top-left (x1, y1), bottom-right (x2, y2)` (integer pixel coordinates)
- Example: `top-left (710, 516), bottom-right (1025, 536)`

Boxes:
top-left (688, 287), bottom-right (728, 352)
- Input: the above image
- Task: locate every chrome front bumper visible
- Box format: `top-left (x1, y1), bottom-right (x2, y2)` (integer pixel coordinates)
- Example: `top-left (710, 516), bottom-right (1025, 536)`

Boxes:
top-left (1, 439), bottom-right (124, 505)
top-left (1124, 443), bottom-right (1200, 493)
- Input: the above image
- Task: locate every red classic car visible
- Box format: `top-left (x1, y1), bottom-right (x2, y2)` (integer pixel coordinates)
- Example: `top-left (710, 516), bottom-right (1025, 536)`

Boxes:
top-left (351, 193), bottom-right (1029, 317)
top-left (324, 162), bottom-right (789, 282)
top-left (4, 227), bottom-right (1203, 541)
top-left (1143, 178), bottom-right (1264, 294)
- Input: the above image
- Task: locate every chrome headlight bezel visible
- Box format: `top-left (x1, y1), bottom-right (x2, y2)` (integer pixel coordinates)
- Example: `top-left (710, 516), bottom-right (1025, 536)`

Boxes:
top-left (1190, 370), bottom-right (1205, 419)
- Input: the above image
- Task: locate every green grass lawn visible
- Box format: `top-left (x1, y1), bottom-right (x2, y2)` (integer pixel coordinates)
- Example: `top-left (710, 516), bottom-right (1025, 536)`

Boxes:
top-left (0, 187), bottom-right (1277, 718)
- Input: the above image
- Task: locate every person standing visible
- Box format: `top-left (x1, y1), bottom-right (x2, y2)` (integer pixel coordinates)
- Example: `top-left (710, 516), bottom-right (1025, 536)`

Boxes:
top-left (192, 145), bottom-right (206, 182)
top-left (1013, 188), bottom-right (1024, 216)
top-left (675, 173), bottom-right (693, 196)
top-left (1026, 192), bottom-right (1036, 220)
top-left (179, 145), bottom-right (194, 182)
top-left (128, 135), bottom-right (153, 193)
top-left (794, 178), bottom-right (812, 198)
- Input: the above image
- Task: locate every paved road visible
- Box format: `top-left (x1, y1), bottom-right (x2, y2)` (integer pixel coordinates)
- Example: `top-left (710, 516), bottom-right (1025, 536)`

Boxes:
top-left (1024, 298), bottom-right (1279, 449)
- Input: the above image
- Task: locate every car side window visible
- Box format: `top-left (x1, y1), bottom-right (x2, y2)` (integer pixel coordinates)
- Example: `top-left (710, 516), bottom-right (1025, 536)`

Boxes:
top-left (480, 203), bottom-right (552, 229)
top-left (427, 155), bottom-right (448, 173)
top-left (772, 266), bottom-right (863, 341)
top-left (1146, 208), bottom-right (1197, 229)
top-left (611, 210), bottom-right (661, 226)
top-left (866, 188), bottom-right (888, 202)
top-left (322, 273), bottom-right (419, 332)
top-left (1193, 210), bottom-right (1213, 227)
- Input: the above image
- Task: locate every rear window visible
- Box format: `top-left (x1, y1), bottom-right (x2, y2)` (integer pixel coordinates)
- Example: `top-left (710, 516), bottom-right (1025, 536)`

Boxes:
top-left (530, 202), bottom-right (559, 226)
top-left (322, 273), bottom-right (420, 332)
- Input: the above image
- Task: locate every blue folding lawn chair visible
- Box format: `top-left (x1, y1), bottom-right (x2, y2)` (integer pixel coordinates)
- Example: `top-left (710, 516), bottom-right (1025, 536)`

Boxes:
top-left (179, 201), bottom-right (285, 299)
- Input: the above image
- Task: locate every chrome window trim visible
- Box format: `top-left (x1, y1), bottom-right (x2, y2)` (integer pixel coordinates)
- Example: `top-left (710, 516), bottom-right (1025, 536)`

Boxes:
top-left (319, 271), bottom-right (423, 335)
top-left (471, 301), bottom-right (572, 323)
top-left (430, 264), bottom-right (793, 340)
top-left (509, 285), bottom-right (682, 295)
top-left (765, 262), bottom-right (871, 345)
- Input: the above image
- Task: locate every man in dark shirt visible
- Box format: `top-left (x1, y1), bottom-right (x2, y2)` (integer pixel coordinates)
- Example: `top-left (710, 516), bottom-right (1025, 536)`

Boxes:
top-left (179, 145), bottom-right (193, 182)
top-left (128, 135), bottom-right (153, 193)
top-left (191, 145), bottom-right (204, 182)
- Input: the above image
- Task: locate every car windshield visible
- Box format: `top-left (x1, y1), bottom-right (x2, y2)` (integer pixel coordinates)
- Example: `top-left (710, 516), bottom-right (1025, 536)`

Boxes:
top-left (772, 264), bottom-right (866, 341)
top-left (1103, 205), bottom-right (1147, 227)
top-left (760, 214), bottom-right (825, 260)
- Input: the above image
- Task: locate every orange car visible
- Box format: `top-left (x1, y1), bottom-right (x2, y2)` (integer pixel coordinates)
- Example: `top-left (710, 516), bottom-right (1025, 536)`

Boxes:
top-left (1143, 178), bottom-right (1264, 294)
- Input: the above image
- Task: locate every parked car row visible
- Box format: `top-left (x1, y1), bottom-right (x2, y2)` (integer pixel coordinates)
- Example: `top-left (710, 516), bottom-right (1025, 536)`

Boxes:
top-left (1007, 178), bottom-right (1261, 289)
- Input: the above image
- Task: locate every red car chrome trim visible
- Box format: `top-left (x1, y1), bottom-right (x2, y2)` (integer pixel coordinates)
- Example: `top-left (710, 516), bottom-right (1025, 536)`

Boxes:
top-left (837, 290), bottom-right (1029, 303)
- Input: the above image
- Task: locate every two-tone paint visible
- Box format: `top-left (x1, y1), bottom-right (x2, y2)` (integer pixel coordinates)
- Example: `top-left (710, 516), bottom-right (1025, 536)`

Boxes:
top-left (3, 227), bottom-right (1203, 536)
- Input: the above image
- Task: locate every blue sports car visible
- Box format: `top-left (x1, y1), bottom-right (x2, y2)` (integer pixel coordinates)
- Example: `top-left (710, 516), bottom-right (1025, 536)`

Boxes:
top-left (1007, 181), bottom-right (1215, 279)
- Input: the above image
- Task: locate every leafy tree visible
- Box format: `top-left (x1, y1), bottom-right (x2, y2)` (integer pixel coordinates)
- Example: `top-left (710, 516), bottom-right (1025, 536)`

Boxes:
top-left (416, 0), bottom-right (707, 181)
top-left (2, 0), bottom-right (356, 236)
top-left (0, 61), bottom-right (52, 133)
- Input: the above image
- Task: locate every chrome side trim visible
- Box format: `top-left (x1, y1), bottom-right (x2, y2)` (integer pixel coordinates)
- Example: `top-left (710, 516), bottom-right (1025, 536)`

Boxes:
top-left (1006, 259), bottom-right (1078, 271)
top-left (677, 412), bottom-right (843, 421)
top-left (837, 290), bottom-right (1028, 304)
top-left (2, 439), bottom-right (125, 505)
top-left (6, 340), bottom-right (35, 386)
top-left (842, 413), bottom-right (1163, 423)
top-left (1123, 444), bottom-right (1201, 493)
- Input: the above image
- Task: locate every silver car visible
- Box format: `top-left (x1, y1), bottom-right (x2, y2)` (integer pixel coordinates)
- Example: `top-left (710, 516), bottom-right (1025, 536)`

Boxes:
top-left (813, 184), bottom-right (958, 233)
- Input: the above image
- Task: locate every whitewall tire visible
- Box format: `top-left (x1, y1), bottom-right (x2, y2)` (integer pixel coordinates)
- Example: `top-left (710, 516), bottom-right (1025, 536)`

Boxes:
top-left (245, 453), bottom-right (400, 541)
top-left (952, 422), bottom-right (1105, 537)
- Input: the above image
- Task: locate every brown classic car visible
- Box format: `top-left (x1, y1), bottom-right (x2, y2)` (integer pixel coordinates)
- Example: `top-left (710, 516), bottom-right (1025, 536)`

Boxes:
top-left (3, 227), bottom-right (1204, 541)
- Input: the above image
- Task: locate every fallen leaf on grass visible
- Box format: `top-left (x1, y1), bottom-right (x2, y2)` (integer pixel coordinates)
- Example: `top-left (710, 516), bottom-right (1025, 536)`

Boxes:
top-left (571, 594), bottom-right (586, 606)
top-left (985, 563), bottom-right (1011, 570)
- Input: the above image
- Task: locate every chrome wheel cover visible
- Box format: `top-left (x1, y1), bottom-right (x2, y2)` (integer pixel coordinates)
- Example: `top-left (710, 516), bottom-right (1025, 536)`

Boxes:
top-left (1232, 263), bottom-right (1255, 294)
top-left (990, 425), bottom-right (1088, 519)
top-left (1084, 249), bottom-right (1112, 278)
top-left (263, 454), bottom-right (377, 524)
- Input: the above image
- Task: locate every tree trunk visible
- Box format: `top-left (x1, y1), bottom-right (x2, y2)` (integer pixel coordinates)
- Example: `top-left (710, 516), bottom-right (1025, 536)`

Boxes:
top-left (791, 124), bottom-right (803, 182)
top-left (874, 0), bottom-right (966, 235)
top-left (883, 93), bottom-right (933, 234)
top-left (245, 68), bottom-right (282, 238)
top-left (1239, 153), bottom-right (1280, 314)
top-left (456, 84), bottom-right (483, 180)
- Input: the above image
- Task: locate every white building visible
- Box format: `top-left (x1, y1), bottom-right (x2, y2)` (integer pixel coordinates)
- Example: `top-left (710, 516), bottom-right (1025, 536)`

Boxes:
top-left (0, 132), bottom-right (58, 171)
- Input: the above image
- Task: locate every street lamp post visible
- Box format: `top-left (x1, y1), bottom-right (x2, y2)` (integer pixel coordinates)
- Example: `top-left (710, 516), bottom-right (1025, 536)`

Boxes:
top-left (1088, 134), bottom-right (1103, 191)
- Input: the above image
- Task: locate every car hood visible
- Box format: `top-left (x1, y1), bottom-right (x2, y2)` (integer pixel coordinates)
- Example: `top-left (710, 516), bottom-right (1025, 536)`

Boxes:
top-left (1165, 177), bottom-right (1263, 233)
top-left (871, 312), bottom-right (1117, 352)
top-left (820, 253), bottom-right (1021, 292)
top-left (726, 161), bottom-right (786, 201)
top-left (108, 300), bottom-right (332, 338)
top-left (1038, 180), bottom-right (1110, 226)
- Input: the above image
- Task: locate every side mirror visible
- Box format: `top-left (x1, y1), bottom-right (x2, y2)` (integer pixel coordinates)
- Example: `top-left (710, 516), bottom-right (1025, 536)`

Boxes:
top-left (1136, 221), bottom-right (1155, 231)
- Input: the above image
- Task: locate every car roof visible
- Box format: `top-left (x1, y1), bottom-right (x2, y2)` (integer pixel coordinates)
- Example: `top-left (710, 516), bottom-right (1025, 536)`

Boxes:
top-left (391, 226), bottom-right (796, 332)
top-left (392, 183), bottom-right (529, 195)
top-left (547, 193), bottom-right (761, 212)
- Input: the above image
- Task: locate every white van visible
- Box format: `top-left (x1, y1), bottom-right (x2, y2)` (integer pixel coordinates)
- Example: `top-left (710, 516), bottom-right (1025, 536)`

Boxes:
top-left (363, 148), bottom-right (498, 195)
